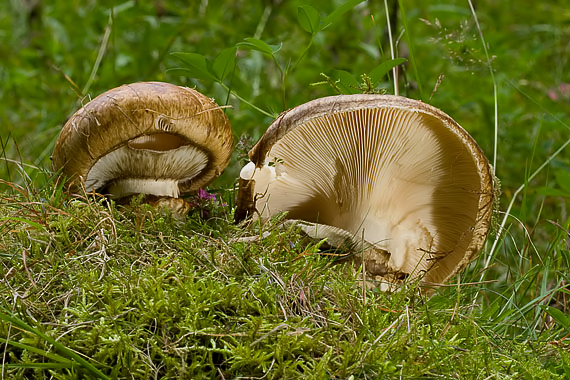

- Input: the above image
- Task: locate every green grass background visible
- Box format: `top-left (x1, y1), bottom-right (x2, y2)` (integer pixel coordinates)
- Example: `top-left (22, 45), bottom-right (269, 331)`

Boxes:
top-left (1, 0), bottom-right (569, 378)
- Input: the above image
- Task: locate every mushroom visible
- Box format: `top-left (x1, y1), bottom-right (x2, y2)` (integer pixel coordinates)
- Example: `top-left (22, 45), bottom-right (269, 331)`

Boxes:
top-left (235, 94), bottom-right (494, 287)
top-left (52, 81), bottom-right (233, 217)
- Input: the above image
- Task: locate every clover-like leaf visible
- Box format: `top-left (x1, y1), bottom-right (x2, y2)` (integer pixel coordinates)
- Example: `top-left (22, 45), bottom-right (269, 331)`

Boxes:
top-left (237, 38), bottom-right (282, 56)
top-left (298, 5), bottom-right (321, 34)
top-left (369, 58), bottom-right (407, 83)
top-left (171, 52), bottom-right (216, 81)
top-left (322, 0), bottom-right (366, 30)
top-left (212, 47), bottom-right (237, 81)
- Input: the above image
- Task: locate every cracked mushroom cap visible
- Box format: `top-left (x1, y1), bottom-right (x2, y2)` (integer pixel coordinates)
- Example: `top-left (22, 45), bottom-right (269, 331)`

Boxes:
top-left (52, 82), bottom-right (234, 199)
top-left (236, 94), bottom-right (494, 286)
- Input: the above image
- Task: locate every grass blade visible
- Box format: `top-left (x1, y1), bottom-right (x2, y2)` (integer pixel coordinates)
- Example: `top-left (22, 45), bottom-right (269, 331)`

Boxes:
top-left (0, 338), bottom-right (74, 366)
top-left (0, 310), bottom-right (109, 379)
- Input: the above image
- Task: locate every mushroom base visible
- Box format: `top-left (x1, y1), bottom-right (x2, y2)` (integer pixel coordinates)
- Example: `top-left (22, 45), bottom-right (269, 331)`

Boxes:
top-left (288, 219), bottom-right (411, 283)
top-left (117, 194), bottom-right (191, 220)
top-left (234, 177), bottom-right (256, 222)
top-left (147, 195), bottom-right (191, 220)
top-left (106, 178), bottom-right (181, 199)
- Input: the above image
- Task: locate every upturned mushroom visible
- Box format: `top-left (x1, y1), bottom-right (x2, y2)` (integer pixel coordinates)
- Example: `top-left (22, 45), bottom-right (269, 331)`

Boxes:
top-left (236, 95), bottom-right (494, 287)
top-left (52, 81), bottom-right (233, 217)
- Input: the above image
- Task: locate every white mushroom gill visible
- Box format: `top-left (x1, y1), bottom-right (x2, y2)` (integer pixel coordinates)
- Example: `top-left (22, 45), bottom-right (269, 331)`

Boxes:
top-left (246, 106), bottom-right (482, 277)
top-left (85, 143), bottom-right (209, 198)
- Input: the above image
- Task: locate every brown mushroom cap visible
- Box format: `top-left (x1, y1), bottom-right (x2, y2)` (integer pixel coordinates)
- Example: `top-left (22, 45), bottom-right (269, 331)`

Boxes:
top-left (236, 94), bottom-right (494, 286)
top-left (52, 82), bottom-right (233, 198)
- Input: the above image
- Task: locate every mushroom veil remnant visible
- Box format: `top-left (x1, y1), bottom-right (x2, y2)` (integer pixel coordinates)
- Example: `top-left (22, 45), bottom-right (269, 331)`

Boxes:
top-left (236, 95), bottom-right (494, 286)
top-left (52, 82), bottom-right (233, 216)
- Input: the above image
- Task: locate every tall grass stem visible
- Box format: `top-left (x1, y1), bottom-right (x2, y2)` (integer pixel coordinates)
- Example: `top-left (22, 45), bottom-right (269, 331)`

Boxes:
top-left (384, 0), bottom-right (398, 96)
top-left (468, 0), bottom-right (498, 174)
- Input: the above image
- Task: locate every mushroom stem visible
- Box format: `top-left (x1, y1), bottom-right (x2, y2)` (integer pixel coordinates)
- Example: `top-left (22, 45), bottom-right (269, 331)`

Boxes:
top-left (146, 195), bottom-right (191, 220)
top-left (234, 177), bottom-right (256, 222)
top-left (106, 178), bottom-right (179, 199)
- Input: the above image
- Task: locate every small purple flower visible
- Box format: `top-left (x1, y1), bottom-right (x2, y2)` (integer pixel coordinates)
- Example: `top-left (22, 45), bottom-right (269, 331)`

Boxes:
top-left (197, 188), bottom-right (217, 202)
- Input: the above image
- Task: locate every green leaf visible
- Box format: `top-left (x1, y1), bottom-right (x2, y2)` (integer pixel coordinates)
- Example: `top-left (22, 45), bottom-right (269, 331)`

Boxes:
top-left (0, 216), bottom-right (45, 231)
top-left (425, 295), bottom-right (450, 308)
top-left (0, 337), bottom-right (74, 365)
top-left (236, 38), bottom-right (281, 56)
top-left (171, 52), bottom-right (216, 81)
top-left (322, 0), bottom-right (366, 30)
top-left (333, 70), bottom-right (359, 94)
top-left (540, 305), bottom-right (570, 329)
top-left (297, 5), bottom-right (321, 34)
top-left (554, 170), bottom-right (570, 194)
top-left (369, 58), bottom-right (407, 83)
top-left (6, 363), bottom-right (75, 369)
top-left (212, 47), bottom-right (237, 81)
